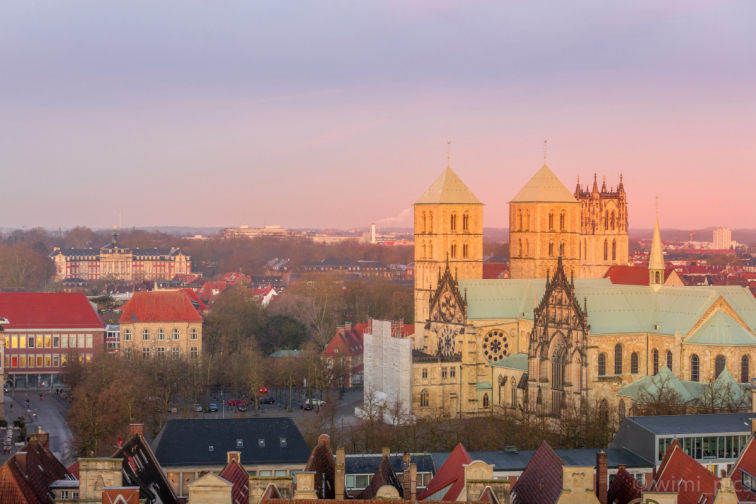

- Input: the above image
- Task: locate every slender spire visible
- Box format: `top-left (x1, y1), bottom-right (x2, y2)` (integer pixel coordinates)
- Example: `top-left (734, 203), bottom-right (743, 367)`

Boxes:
top-left (575, 175), bottom-right (581, 196)
top-left (618, 173), bottom-right (625, 192)
top-left (601, 176), bottom-right (607, 193)
top-left (592, 174), bottom-right (599, 194)
top-left (649, 200), bottom-right (665, 282)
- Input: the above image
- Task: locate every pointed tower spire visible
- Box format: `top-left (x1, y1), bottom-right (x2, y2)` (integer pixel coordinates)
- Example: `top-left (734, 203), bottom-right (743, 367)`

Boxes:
top-left (592, 174), bottom-right (599, 195)
top-left (601, 176), bottom-right (607, 193)
top-left (575, 175), bottom-right (581, 197)
top-left (649, 200), bottom-right (665, 288)
top-left (618, 173), bottom-right (625, 192)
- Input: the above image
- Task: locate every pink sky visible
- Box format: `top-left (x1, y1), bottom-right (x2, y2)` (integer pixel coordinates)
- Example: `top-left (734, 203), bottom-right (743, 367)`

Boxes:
top-left (0, 1), bottom-right (754, 231)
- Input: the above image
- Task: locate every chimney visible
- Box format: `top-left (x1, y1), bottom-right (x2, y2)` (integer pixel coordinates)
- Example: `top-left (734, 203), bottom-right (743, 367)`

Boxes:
top-left (15, 451), bottom-right (27, 475)
top-left (227, 451), bottom-right (241, 464)
top-left (129, 424), bottom-right (144, 438)
top-left (345, 322), bottom-right (352, 332)
top-left (335, 447), bottom-right (346, 501)
top-left (402, 453), bottom-right (414, 500)
top-left (382, 447), bottom-right (390, 459)
top-left (596, 451), bottom-right (608, 504)
top-left (409, 463), bottom-right (417, 502)
top-left (37, 431), bottom-right (50, 451)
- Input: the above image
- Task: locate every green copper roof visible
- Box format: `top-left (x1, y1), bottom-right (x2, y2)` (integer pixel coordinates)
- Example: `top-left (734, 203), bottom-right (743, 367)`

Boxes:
top-left (509, 165), bottom-right (578, 203)
top-left (415, 166), bottom-right (482, 205)
top-left (684, 309), bottom-right (756, 346)
top-left (617, 366), bottom-right (695, 403)
top-left (458, 279), bottom-right (756, 338)
top-left (491, 352), bottom-right (529, 371)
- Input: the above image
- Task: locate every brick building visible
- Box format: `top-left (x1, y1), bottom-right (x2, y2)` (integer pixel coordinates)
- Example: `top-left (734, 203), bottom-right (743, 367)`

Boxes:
top-left (118, 291), bottom-right (203, 360)
top-left (50, 230), bottom-right (191, 282)
top-left (323, 323), bottom-right (365, 387)
top-left (0, 293), bottom-right (106, 389)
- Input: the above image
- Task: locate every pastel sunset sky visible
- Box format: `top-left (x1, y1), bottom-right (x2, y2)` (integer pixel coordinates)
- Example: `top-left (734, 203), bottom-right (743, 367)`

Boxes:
top-left (1, 1), bottom-right (754, 230)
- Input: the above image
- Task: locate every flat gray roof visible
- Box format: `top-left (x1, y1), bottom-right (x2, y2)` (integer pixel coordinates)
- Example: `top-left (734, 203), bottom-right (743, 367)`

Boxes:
top-left (624, 413), bottom-right (756, 436)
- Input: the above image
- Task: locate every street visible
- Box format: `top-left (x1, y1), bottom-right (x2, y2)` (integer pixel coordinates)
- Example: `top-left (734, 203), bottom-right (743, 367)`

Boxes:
top-left (1, 392), bottom-right (74, 466)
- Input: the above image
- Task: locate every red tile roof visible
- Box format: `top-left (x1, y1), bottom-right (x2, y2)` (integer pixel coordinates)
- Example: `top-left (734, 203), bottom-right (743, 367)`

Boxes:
top-left (199, 282), bottom-right (230, 300)
top-left (0, 293), bottom-right (105, 329)
top-left (219, 459), bottom-right (250, 504)
top-left (606, 467), bottom-right (642, 504)
top-left (322, 328), bottom-right (363, 357)
top-left (651, 440), bottom-right (719, 504)
top-left (181, 289), bottom-right (208, 312)
top-left (0, 439), bottom-right (74, 504)
top-left (119, 291), bottom-right (203, 323)
top-left (66, 461), bottom-right (79, 479)
top-left (604, 266), bottom-right (676, 286)
top-left (511, 441), bottom-right (564, 504)
top-left (728, 436), bottom-right (756, 502)
top-left (417, 443), bottom-right (472, 501)
top-left (219, 272), bottom-right (251, 284)
top-left (483, 263), bottom-right (509, 280)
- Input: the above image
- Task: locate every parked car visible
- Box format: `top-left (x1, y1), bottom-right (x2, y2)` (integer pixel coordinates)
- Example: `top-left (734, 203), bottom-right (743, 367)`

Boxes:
top-left (300, 402), bottom-right (313, 411)
top-left (208, 403), bottom-right (218, 412)
top-left (259, 396), bottom-right (275, 404)
top-left (194, 404), bottom-right (203, 412)
top-left (227, 399), bottom-right (245, 406)
top-left (237, 403), bottom-right (248, 412)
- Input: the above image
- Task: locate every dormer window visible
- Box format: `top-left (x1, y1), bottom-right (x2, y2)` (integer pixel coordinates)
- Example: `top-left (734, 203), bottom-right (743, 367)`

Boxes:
top-left (280, 438), bottom-right (287, 448)
top-left (258, 439), bottom-right (265, 448)
top-left (209, 446), bottom-right (214, 451)
top-left (237, 439), bottom-right (243, 448)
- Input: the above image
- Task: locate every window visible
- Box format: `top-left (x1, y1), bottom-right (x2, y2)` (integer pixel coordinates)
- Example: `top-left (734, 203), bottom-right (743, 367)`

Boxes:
top-left (280, 437), bottom-right (287, 447)
top-left (612, 240), bottom-right (617, 260)
top-left (422, 242), bottom-right (427, 259)
top-left (10, 336), bottom-right (17, 349)
top-left (429, 212), bottom-right (433, 232)
top-left (517, 210), bottom-right (522, 231)
top-left (19, 336), bottom-right (26, 348)
top-left (36, 335), bottom-right (43, 348)
top-left (463, 213), bottom-right (469, 231)
top-left (548, 212), bottom-right (554, 231)
top-left (450, 243), bottom-right (457, 258)
top-left (37, 355), bottom-right (43, 367)
top-left (259, 470), bottom-right (271, 477)
top-left (422, 368), bottom-right (428, 379)
top-left (86, 334), bottom-right (92, 348)
top-left (53, 354), bottom-right (59, 367)
top-left (420, 389), bottom-right (429, 407)
top-left (78, 334), bottom-right (85, 347)
top-left (715, 355), bottom-right (726, 378)
top-left (61, 354), bottom-right (67, 366)
top-left (604, 240), bottom-right (608, 260)
top-left (450, 367), bottom-right (456, 378)
top-left (157, 348), bottom-right (165, 359)
top-left (611, 211), bottom-right (616, 230)
top-left (518, 239), bottom-right (523, 257)
top-left (631, 352), bottom-right (639, 374)
top-left (691, 354), bottom-right (699, 382)
top-left (45, 335), bottom-right (51, 348)
top-left (619, 399), bottom-right (626, 422)
top-left (190, 329), bottom-right (198, 340)
top-left (236, 439), bottom-right (244, 448)
top-left (53, 335), bottom-right (59, 348)
top-left (19, 356), bottom-right (26, 368)
top-left (742, 356), bottom-right (750, 384)
top-left (462, 244), bottom-right (469, 258)
top-left (559, 211), bottom-right (565, 231)
top-left (429, 242), bottom-right (433, 258)
top-left (653, 349), bottom-right (659, 375)
top-left (123, 329), bottom-right (131, 342)
top-left (191, 347), bottom-right (198, 359)
top-left (157, 329), bottom-right (165, 341)
top-left (327, 358), bottom-right (333, 369)
top-left (450, 213), bottom-right (457, 231)
top-left (422, 212), bottom-right (427, 233)
top-left (559, 242), bottom-right (565, 256)
top-left (482, 393), bottom-right (489, 408)
top-left (143, 348), bottom-right (150, 360)
top-left (275, 470), bottom-right (287, 477)
top-left (742, 470), bottom-right (756, 492)
top-left (614, 344), bottom-right (623, 375)
top-left (142, 329), bottom-right (150, 341)
top-left (258, 439), bottom-right (265, 447)
top-left (524, 239), bottom-right (529, 256)
top-left (598, 353), bottom-right (606, 376)
top-left (442, 367), bottom-right (448, 379)
top-left (61, 335), bottom-right (68, 348)
top-left (549, 242), bottom-right (554, 257)
top-left (45, 355), bottom-right (51, 367)
top-left (172, 348), bottom-right (179, 359)
top-left (667, 350), bottom-right (673, 371)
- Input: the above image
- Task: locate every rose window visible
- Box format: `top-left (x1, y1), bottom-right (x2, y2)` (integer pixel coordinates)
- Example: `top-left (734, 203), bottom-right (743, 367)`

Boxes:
top-left (483, 330), bottom-right (508, 362)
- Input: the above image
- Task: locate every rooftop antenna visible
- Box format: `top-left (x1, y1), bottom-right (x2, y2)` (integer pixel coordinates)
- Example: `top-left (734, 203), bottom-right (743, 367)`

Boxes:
top-left (446, 141), bottom-right (451, 168)
top-left (543, 140), bottom-right (548, 164)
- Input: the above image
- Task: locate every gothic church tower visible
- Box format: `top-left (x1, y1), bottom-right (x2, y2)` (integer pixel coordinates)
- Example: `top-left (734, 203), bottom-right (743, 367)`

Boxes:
top-left (414, 163), bottom-right (483, 339)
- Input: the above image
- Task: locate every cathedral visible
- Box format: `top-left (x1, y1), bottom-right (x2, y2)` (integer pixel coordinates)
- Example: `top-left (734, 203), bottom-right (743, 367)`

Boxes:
top-left (410, 161), bottom-right (756, 418)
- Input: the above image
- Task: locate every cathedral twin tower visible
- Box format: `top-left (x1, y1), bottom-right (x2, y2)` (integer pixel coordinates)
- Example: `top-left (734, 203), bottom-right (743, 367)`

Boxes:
top-left (413, 161), bottom-right (629, 334)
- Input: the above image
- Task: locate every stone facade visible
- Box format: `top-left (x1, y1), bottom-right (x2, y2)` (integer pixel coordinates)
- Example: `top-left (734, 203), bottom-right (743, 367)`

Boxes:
top-left (119, 319), bottom-right (202, 361)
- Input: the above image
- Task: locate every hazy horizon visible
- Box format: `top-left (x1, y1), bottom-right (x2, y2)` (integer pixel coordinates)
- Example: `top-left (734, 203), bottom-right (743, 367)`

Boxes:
top-left (2, 1), bottom-right (754, 230)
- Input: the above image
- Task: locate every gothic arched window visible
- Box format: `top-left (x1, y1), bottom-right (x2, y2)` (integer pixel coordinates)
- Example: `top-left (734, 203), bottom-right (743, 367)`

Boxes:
top-left (666, 350), bottom-right (673, 371)
top-left (548, 212), bottom-right (554, 231)
top-left (604, 240), bottom-right (608, 260)
top-left (653, 349), bottom-right (659, 375)
top-left (742, 355), bottom-right (749, 384)
top-left (422, 212), bottom-right (427, 233)
top-left (482, 393), bottom-right (490, 408)
top-left (517, 210), bottom-right (522, 231)
top-left (463, 213), bottom-right (469, 231)
top-left (631, 352), bottom-right (639, 374)
top-left (655, 271), bottom-right (661, 283)
top-left (612, 240), bottom-right (617, 260)
top-left (462, 243), bottom-right (469, 258)
top-left (619, 399), bottom-right (626, 422)
top-left (691, 354), bottom-right (699, 382)
top-left (525, 210), bottom-right (530, 231)
top-left (518, 239), bottom-right (523, 258)
top-left (611, 210), bottom-right (616, 230)
top-left (450, 243), bottom-right (457, 259)
top-left (450, 213), bottom-right (457, 231)
top-left (524, 239), bottom-right (529, 257)
top-left (559, 211), bottom-right (566, 231)
top-left (549, 242), bottom-right (554, 257)
top-left (429, 212), bottom-right (433, 233)
top-left (598, 353), bottom-right (606, 376)
top-left (559, 242), bottom-right (565, 256)
top-left (420, 389), bottom-right (429, 407)
top-left (715, 355), bottom-right (726, 378)
top-left (614, 344), bottom-right (623, 375)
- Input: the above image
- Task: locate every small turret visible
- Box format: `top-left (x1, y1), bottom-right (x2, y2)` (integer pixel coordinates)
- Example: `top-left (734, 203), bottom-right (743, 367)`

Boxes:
top-left (618, 174), bottom-right (625, 193)
top-left (601, 176), bottom-right (607, 193)
top-left (592, 174), bottom-right (599, 195)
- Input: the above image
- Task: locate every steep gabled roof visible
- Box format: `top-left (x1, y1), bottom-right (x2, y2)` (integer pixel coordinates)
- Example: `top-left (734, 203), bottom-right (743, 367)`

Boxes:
top-left (606, 466), bottom-right (643, 504)
top-left (113, 433), bottom-right (179, 504)
top-left (0, 439), bottom-right (73, 504)
top-left (356, 454), bottom-right (403, 500)
top-left (322, 329), bottom-right (363, 357)
top-left (617, 366), bottom-right (695, 403)
top-left (685, 308), bottom-right (756, 346)
top-left (0, 293), bottom-right (105, 329)
top-left (728, 435), bottom-right (756, 502)
top-left (651, 439), bottom-right (719, 504)
top-left (219, 459), bottom-right (250, 504)
top-left (119, 291), bottom-right (203, 324)
top-left (511, 441), bottom-right (564, 504)
top-left (417, 443), bottom-right (472, 501)
top-left (510, 165), bottom-right (577, 203)
top-left (649, 217), bottom-right (665, 271)
top-left (604, 266), bottom-right (677, 286)
top-left (415, 166), bottom-right (482, 205)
